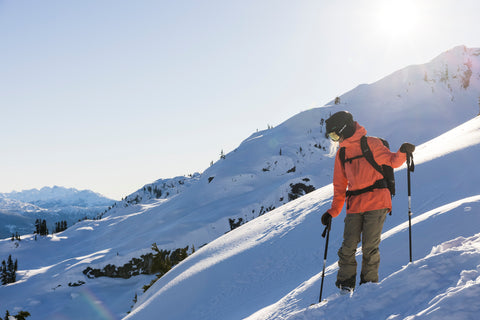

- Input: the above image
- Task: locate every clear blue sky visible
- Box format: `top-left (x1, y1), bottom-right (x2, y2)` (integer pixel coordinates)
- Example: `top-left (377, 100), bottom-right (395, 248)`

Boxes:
top-left (1, 0), bottom-right (479, 200)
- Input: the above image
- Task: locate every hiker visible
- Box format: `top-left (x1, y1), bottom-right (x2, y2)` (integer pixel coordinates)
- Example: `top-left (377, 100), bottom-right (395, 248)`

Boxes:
top-left (321, 111), bottom-right (415, 292)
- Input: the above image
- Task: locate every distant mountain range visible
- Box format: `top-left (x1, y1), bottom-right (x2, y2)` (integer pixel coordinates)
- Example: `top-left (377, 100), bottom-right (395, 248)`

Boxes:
top-left (0, 186), bottom-right (115, 238)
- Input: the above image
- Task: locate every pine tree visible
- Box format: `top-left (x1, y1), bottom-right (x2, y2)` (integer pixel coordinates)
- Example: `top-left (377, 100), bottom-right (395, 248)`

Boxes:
top-left (35, 219), bottom-right (49, 235)
top-left (7, 255), bottom-right (15, 283)
top-left (41, 220), bottom-right (48, 235)
top-left (1, 260), bottom-right (7, 285)
top-left (0, 310), bottom-right (31, 320)
top-left (35, 219), bottom-right (40, 235)
top-left (14, 311), bottom-right (31, 320)
top-left (55, 221), bottom-right (67, 233)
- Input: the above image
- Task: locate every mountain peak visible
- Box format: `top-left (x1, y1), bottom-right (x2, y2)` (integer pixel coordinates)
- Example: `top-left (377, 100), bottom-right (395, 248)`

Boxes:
top-left (5, 186), bottom-right (113, 202)
top-left (430, 45), bottom-right (480, 66)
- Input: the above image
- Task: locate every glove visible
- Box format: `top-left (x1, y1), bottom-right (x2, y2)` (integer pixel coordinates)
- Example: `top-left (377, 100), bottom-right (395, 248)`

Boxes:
top-left (321, 212), bottom-right (332, 226)
top-left (400, 143), bottom-right (415, 154)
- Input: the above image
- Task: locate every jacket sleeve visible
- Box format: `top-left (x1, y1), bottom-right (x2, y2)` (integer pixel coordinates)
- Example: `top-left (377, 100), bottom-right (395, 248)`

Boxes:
top-left (369, 137), bottom-right (406, 169)
top-left (327, 150), bottom-right (348, 218)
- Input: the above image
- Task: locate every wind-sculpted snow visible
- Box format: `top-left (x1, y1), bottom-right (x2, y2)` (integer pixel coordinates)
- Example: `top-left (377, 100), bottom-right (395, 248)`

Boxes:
top-left (284, 232), bottom-right (480, 320)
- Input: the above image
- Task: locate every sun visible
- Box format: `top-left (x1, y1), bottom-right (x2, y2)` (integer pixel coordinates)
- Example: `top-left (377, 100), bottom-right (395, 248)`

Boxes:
top-left (374, 0), bottom-right (421, 38)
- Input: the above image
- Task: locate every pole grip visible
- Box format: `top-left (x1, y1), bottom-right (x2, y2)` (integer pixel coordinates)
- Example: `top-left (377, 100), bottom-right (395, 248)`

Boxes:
top-left (321, 224), bottom-right (328, 238)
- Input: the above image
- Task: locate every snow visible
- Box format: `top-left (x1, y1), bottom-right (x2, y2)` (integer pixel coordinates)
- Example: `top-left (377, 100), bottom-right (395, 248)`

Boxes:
top-left (125, 137), bottom-right (480, 319)
top-left (1, 45), bottom-right (480, 320)
top-left (413, 116), bottom-right (480, 166)
top-left (284, 232), bottom-right (480, 320)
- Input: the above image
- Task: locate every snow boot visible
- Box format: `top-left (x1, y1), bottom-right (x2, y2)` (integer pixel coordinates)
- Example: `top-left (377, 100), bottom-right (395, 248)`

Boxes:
top-left (339, 285), bottom-right (354, 295)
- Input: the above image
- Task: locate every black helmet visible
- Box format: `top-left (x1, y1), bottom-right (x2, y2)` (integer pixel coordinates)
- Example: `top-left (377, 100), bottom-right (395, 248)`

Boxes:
top-left (325, 111), bottom-right (355, 141)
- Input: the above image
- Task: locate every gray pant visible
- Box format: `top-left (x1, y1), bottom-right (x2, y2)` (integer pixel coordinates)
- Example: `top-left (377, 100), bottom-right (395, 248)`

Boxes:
top-left (336, 208), bottom-right (389, 289)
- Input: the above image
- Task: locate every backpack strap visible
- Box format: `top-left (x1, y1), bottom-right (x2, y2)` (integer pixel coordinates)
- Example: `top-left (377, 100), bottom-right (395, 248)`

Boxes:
top-left (339, 147), bottom-right (364, 167)
top-left (346, 179), bottom-right (388, 197)
top-left (339, 136), bottom-right (386, 176)
top-left (339, 147), bottom-right (346, 167)
top-left (360, 136), bottom-right (384, 176)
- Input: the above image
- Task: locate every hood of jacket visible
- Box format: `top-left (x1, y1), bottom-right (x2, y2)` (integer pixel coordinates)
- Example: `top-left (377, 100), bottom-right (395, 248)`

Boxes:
top-left (339, 122), bottom-right (366, 148)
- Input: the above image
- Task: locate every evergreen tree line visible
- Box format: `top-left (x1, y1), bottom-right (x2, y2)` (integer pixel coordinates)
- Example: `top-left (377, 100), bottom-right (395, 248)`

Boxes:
top-left (34, 219), bottom-right (70, 236)
top-left (1, 255), bottom-right (17, 285)
top-left (142, 243), bottom-right (191, 292)
top-left (82, 243), bottom-right (193, 293)
top-left (11, 232), bottom-right (21, 241)
top-left (0, 310), bottom-right (31, 320)
top-left (54, 220), bottom-right (68, 233)
top-left (144, 185), bottom-right (163, 198)
top-left (34, 219), bottom-right (48, 236)
top-left (84, 244), bottom-right (191, 281)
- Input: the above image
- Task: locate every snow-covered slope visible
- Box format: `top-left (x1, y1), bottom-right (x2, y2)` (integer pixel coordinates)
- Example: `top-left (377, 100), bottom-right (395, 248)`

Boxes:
top-left (1, 46), bottom-right (479, 320)
top-left (126, 117), bottom-right (480, 320)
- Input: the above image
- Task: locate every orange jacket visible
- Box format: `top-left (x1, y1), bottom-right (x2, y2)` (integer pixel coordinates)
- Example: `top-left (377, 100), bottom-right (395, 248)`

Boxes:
top-left (327, 123), bottom-right (406, 217)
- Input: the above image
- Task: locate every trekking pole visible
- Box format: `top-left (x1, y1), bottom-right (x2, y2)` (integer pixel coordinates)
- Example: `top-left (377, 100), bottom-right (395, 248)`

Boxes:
top-left (407, 152), bottom-right (415, 262)
top-left (319, 220), bottom-right (331, 303)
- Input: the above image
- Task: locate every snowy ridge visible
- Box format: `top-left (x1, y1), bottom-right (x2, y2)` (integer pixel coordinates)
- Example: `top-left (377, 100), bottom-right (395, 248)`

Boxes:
top-left (1, 46), bottom-right (480, 320)
top-left (109, 173), bottom-right (202, 211)
top-left (0, 197), bottom-right (46, 214)
top-left (4, 186), bottom-right (114, 207)
top-left (338, 45), bottom-right (480, 148)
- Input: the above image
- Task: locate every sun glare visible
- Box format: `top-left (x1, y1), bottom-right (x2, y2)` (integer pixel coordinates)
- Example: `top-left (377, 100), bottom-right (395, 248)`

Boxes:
top-left (375, 0), bottom-right (421, 38)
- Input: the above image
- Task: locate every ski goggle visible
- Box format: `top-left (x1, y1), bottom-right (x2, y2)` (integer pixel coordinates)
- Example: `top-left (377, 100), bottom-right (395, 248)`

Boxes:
top-left (326, 124), bottom-right (347, 142)
top-left (327, 131), bottom-right (341, 142)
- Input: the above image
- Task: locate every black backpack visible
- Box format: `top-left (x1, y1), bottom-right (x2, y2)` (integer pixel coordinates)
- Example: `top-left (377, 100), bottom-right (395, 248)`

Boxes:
top-left (339, 136), bottom-right (396, 198)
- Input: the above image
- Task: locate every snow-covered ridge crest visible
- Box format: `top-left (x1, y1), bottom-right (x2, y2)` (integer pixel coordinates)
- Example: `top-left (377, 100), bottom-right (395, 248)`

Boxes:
top-left (113, 174), bottom-right (201, 208)
top-left (338, 45), bottom-right (480, 148)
